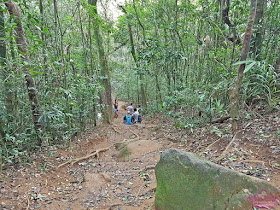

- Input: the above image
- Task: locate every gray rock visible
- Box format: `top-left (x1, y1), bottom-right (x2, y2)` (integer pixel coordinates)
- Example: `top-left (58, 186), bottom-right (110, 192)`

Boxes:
top-left (155, 149), bottom-right (280, 210)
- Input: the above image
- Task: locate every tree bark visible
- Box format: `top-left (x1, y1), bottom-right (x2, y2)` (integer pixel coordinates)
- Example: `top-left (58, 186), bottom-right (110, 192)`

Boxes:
top-left (230, 0), bottom-right (257, 132)
top-left (88, 14), bottom-right (97, 126)
top-left (251, 0), bottom-right (266, 60)
top-left (88, 0), bottom-right (113, 124)
top-left (5, 1), bottom-right (42, 144)
top-left (0, 10), bottom-right (5, 65)
top-left (39, 0), bottom-right (47, 84)
top-left (0, 10), bottom-right (6, 139)
top-left (78, 2), bottom-right (88, 75)
top-left (222, 0), bottom-right (241, 44)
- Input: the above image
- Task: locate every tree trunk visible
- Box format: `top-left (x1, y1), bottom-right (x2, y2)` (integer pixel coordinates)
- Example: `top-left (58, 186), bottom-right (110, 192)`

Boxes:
top-left (0, 10), bottom-right (5, 65)
top-left (0, 10), bottom-right (6, 139)
top-left (53, 0), bottom-right (60, 57)
top-left (155, 72), bottom-right (162, 103)
top-left (5, 1), bottom-right (42, 144)
top-left (132, 0), bottom-right (146, 43)
top-left (139, 74), bottom-right (147, 108)
top-left (39, 0), bottom-right (48, 86)
top-left (88, 14), bottom-right (97, 126)
top-left (230, 0), bottom-right (257, 132)
top-left (78, 2), bottom-right (88, 75)
top-left (88, 0), bottom-right (113, 124)
top-left (251, 0), bottom-right (266, 60)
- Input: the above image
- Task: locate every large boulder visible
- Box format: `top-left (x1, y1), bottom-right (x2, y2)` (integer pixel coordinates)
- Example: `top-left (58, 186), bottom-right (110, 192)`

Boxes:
top-left (155, 149), bottom-right (280, 210)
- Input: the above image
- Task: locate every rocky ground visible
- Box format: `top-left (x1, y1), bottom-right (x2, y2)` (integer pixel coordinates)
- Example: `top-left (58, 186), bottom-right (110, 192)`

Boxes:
top-left (0, 101), bottom-right (279, 210)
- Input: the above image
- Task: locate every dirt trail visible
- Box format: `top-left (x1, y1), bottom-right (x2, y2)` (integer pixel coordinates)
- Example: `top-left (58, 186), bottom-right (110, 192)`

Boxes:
top-left (0, 102), bottom-right (169, 210)
top-left (0, 101), bottom-right (279, 209)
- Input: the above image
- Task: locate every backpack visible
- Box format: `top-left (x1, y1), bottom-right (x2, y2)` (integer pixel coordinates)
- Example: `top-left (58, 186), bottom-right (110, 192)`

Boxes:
top-left (125, 115), bottom-right (133, 125)
top-left (138, 115), bottom-right (142, 123)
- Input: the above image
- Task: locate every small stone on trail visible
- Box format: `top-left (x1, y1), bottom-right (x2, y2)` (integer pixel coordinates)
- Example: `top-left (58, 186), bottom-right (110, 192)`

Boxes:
top-left (234, 164), bottom-right (244, 168)
top-left (78, 162), bottom-right (87, 166)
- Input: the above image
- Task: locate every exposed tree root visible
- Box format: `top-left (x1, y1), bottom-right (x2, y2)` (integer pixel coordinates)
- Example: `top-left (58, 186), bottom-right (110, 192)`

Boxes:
top-left (58, 123), bottom-right (144, 168)
top-left (57, 145), bottom-right (113, 168)
top-left (112, 126), bottom-right (122, 134)
top-left (109, 203), bottom-right (123, 210)
top-left (130, 129), bottom-right (139, 138)
top-left (26, 196), bottom-right (30, 210)
top-left (58, 132), bottom-right (143, 169)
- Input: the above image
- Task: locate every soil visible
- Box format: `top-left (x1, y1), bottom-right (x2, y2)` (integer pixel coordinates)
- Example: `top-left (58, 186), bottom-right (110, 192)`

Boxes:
top-left (0, 101), bottom-right (279, 210)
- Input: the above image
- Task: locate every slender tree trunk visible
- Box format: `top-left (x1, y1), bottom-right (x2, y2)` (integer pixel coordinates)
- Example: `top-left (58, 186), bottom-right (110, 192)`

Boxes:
top-left (89, 0), bottom-right (113, 124)
top-left (229, 0), bottom-right (257, 132)
top-left (8, 25), bottom-right (17, 121)
top-left (155, 72), bottom-right (162, 103)
top-left (0, 10), bottom-right (7, 140)
top-left (132, 0), bottom-right (146, 43)
top-left (137, 75), bottom-right (140, 105)
top-left (53, 0), bottom-right (60, 57)
top-left (6, 1), bottom-right (42, 144)
top-left (274, 52), bottom-right (280, 74)
top-left (139, 75), bottom-right (147, 108)
top-left (251, 0), bottom-right (266, 60)
top-left (0, 11), bottom-right (5, 65)
top-left (152, 9), bottom-right (162, 104)
top-left (54, 0), bottom-right (66, 89)
top-left (88, 14), bottom-right (97, 126)
top-left (39, 0), bottom-right (48, 86)
top-left (78, 2), bottom-right (88, 75)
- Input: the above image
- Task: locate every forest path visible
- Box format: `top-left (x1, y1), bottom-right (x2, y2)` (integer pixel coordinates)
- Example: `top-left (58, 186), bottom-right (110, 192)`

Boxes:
top-left (0, 101), bottom-right (171, 210)
top-left (0, 101), bottom-right (280, 210)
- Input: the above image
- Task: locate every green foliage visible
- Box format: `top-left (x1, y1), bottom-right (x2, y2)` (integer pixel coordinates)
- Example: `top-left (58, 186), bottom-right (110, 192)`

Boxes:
top-left (276, 130), bottom-right (280, 139)
top-left (112, 0), bottom-right (279, 133)
top-left (40, 162), bottom-right (48, 172)
top-left (1, 0), bottom-right (279, 167)
top-left (0, 0), bottom-right (104, 165)
top-left (243, 61), bottom-right (280, 109)
top-left (211, 126), bottom-right (223, 137)
top-left (119, 146), bottom-right (130, 159)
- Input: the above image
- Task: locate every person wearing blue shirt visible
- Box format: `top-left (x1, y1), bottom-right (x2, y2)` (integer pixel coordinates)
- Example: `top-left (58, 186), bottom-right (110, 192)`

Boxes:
top-left (123, 111), bottom-right (134, 125)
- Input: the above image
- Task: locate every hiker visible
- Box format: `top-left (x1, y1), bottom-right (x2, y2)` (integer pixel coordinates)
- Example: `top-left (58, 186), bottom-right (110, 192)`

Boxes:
top-left (133, 107), bottom-right (140, 123)
top-left (123, 111), bottom-right (134, 125)
top-left (137, 104), bottom-right (142, 113)
top-left (127, 103), bottom-right (134, 115)
top-left (113, 99), bottom-right (118, 118)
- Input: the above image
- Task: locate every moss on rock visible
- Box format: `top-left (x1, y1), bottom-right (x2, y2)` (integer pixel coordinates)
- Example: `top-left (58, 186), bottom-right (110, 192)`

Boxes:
top-left (155, 149), bottom-right (280, 210)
